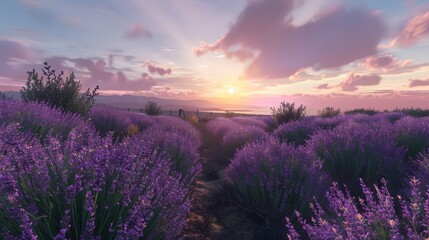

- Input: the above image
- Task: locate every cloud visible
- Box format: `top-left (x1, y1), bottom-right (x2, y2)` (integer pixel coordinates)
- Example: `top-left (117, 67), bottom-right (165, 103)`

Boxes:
top-left (193, 0), bottom-right (385, 79)
top-left (144, 62), bottom-right (172, 76)
top-left (361, 54), bottom-right (412, 71)
top-left (315, 83), bottom-right (332, 89)
top-left (0, 40), bottom-right (40, 80)
top-left (0, 40), bottom-right (156, 92)
top-left (396, 11), bottom-right (429, 46)
top-left (66, 58), bottom-right (156, 91)
top-left (409, 79), bottom-right (429, 88)
top-left (339, 72), bottom-right (381, 91)
top-left (125, 24), bottom-right (152, 39)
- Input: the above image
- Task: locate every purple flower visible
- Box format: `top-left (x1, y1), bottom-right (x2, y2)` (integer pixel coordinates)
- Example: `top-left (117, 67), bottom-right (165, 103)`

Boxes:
top-left (307, 121), bottom-right (406, 197)
top-left (226, 139), bottom-right (329, 228)
top-left (289, 178), bottom-right (429, 239)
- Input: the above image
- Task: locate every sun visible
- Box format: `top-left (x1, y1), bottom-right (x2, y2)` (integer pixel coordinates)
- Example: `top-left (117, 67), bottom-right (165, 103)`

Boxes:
top-left (228, 87), bottom-right (236, 95)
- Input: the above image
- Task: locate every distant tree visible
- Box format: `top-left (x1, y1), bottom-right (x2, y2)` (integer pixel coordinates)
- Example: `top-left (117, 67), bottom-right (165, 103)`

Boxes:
top-left (271, 101), bottom-right (306, 126)
top-left (143, 101), bottom-right (162, 115)
top-left (318, 106), bottom-right (341, 118)
top-left (344, 108), bottom-right (379, 116)
top-left (394, 107), bottom-right (429, 118)
top-left (20, 62), bottom-right (99, 117)
top-left (224, 110), bottom-right (235, 118)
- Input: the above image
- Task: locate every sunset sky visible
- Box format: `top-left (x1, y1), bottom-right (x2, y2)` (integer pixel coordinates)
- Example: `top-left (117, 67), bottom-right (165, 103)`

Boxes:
top-left (1, 0), bottom-right (429, 111)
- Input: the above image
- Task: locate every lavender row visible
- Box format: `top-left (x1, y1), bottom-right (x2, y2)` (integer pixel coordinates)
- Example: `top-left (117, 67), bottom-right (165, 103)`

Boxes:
top-left (0, 100), bottom-right (203, 239)
top-left (218, 112), bottom-right (429, 237)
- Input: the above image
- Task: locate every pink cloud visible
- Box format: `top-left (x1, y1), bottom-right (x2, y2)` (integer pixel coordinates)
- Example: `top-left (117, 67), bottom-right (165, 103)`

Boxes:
top-left (144, 62), bottom-right (172, 76)
top-left (409, 78), bottom-right (429, 88)
top-left (68, 58), bottom-right (156, 91)
top-left (125, 24), bottom-right (152, 39)
top-left (339, 72), bottom-right (381, 91)
top-left (193, 0), bottom-right (385, 79)
top-left (396, 11), bottom-right (429, 46)
top-left (315, 83), bottom-right (332, 89)
top-left (0, 40), bottom-right (40, 80)
top-left (361, 54), bottom-right (412, 71)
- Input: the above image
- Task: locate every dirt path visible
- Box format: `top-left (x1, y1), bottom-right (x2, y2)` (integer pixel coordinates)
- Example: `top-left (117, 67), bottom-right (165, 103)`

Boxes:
top-left (181, 147), bottom-right (257, 240)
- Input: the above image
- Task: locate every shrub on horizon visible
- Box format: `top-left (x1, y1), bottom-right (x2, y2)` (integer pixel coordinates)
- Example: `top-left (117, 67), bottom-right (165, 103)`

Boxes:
top-left (271, 101), bottom-right (306, 127)
top-left (394, 107), bottom-right (429, 118)
top-left (286, 178), bottom-right (429, 239)
top-left (318, 106), bottom-right (341, 118)
top-left (20, 62), bottom-right (99, 117)
top-left (307, 121), bottom-right (407, 197)
top-left (0, 124), bottom-right (189, 239)
top-left (344, 108), bottom-right (379, 116)
top-left (143, 101), bottom-right (162, 115)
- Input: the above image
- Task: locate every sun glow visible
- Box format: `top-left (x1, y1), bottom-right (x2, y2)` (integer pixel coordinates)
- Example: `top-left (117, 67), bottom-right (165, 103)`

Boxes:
top-left (228, 87), bottom-right (236, 95)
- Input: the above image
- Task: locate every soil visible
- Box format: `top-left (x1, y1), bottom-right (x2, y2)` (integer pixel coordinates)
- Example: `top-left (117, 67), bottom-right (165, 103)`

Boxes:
top-left (181, 152), bottom-right (258, 240)
top-left (181, 121), bottom-right (259, 240)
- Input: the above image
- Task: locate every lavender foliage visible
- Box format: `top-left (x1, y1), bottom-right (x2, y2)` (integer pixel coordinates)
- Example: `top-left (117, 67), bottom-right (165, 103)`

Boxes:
top-left (307, 121), bottom-right (407, 197)
top-left (0, 99), bottom-right (89, 142)
top-left (0, 124), bottom-right (189, 239)
top-left (222, 125), bottom-right (271, 158)
top-left (274, 118), bottom-right (320, 146)
top-left (89, 104), bottom-right (134, 141)
top-left (230, 117), bottom-right (269, 130)
top-left (225, 140), bottom-right (329, 227)
top-left (134, 126), bottom-right (202, 187)
top-left (393, 116), bottom-right (429, 159)
top-left (287, 178), bottom-right (429, 239)
top-left (153, 115), bottom-right (202, 148)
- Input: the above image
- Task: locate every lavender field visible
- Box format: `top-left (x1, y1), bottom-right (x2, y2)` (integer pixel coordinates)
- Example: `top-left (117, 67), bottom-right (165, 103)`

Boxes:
top-left (1, 98), bottom-right (428, 239)
top-left (2, 0), bottom-right (429, 239)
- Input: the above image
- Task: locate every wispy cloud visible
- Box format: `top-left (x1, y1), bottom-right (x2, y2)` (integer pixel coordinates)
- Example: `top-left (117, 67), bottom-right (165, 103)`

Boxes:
top-left (125, 24), bottom-right (152, 39)
top-left (409, 78), bottom-right (429, 88)
top-left (396, 11), bottom-right (429, 46)
top-left (143, 62), bottom-right (172, 76)
top-left (314, 83), bottom-right (332, 90)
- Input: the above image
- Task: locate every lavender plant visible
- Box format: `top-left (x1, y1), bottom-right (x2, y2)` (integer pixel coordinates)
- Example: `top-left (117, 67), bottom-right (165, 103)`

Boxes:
top-left (205, 117), bottom-right (240, 143)
top-left (307, 121), bottom-right (407, 197)
top-left (225, 140), bottom-right (329, 229)
top-left (374, 112), bottom-right (405, 123)
top-left (230, 117), bottom-right (269, 130)
top-left (393, 116), bottom-right (429, 159)
top-left (0, 99), bottom-right (89, 142)
top-left (135, 126), bottom-right (202, 187)
top-left (153, 115), bottom-right (202, 148)
top-left (89, 104), bottom-right (133, 141)
top-left (286, 178), bottom-right (429, 239)
top-left (0, 124), bottom-right (189, 239)
top-left (274, 118), bottom-right (320, 146)
top-left (312, 115), bottom-right (348, 130)
top-left (222, 125), bottom-right (271, 158)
